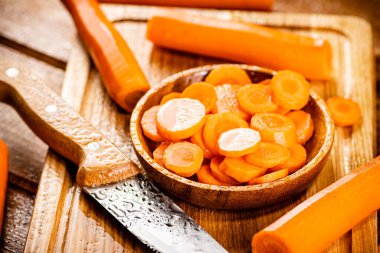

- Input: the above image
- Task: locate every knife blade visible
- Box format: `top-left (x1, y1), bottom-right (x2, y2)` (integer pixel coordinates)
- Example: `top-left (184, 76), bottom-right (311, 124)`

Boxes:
top-left (0, 64), bottom-right (227, 253)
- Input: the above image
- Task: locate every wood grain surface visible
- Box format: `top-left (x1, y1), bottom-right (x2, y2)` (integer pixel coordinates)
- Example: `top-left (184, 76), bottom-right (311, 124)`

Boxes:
top-left (23, 7), bottom-right (376, 253)
top-left (0, 0), bottom-right (379, 252)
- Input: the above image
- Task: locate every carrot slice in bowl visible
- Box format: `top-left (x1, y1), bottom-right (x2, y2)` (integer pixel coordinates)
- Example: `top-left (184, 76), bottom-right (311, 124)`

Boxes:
top-left (237, 84), bottom-right (278, 114)
top-left (153, 141), bottom-right (172, 167)
top-left (271, 70), bottom-right (310, 110)
top-left (210, 157), bottom-right (240, 185)
top-left (286, 110), bottom-right (314, 145)
top-left (220, 157), bottom-right (267, 183)
top-left (248, 169), bottom-right (289, 185)
top-left (326, 96), bottom-right (361, 127)
top-left (270, 144), bottom-right (307, 174)
top-left (181, 82), bottom-right (217, 113)
top-left (163, 141), bottom-right (204, 177)
top-left (250, 113), bottom-right (297, 147)
top-left (160, 92), bottom-right (181, 104)
top-left (157, 98), bottom-right (206, 140)
top-left (205, 65), bottom-right (252, 86)
top-left (141, 105), bottom-right (165, 142)
top-left (190, 115), bottom-right (213, 159)
top-left (217, 128), bottom-right (261, 157)
top-left (197, 165), bottom-right (231, 186)
top-left (244, 142), bottom-right (290, 168)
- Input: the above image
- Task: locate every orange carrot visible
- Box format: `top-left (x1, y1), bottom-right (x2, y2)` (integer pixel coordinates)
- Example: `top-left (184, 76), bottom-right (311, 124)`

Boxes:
top-left (181, 82), bottom-right (217, 113)
top-left (205, 65), bottom-right (252, 86)
top-left (245, 142), bottom-right (290, 168)
top-left (157, 98), bottom-right (206, 140)
top-left (210, 157), bottom-right (240, 185)
top-left (203, 112), bottom-right (249, 155)
top-left (146, 14), bottom-right (332, 80)
top-left (160, 92), bottom-right (181, 105)
top-left (237, 84), bottom-right (278, 114)
top-left (271, 70), bottom-right (310, 110)
top-left (252, 156), bottom-right (380, 253)
top-left (248, 169), bottom-right (288, 185)
top-left (190, 116), bottom-right (213, 159)
top-left (270, 144), bottom-right (307, 174)
top-left (259, 79), bottom-right (272, 85)
top-left (0, 140), bottom-right (8, 234)
top-left (326, 96), bottom-right (361, 127)
top-left (220, 157), bottom-right (267, 183)
top-left (286, 110), bottom-right (314, 144)
top-left (99, 0), bottom-right (274, 10)
top-left (217, 128), bottom-right (261, 157)
top-left (164, 141), bottom-right (203, 177)
top-left (141, 105), bottom-right (165, 142)
top-left (153, 141), bottom-right (172, 167)
top-left (197, 165), bottom-right (227, 186)
top-left (275, 107), bottom-right (291, 115)
top-left (62, 0), bottom-right (150, 112)
top-left (212, 84), bottom-right (250, 121)
top-left (250, 113), bottom-right (297, 147)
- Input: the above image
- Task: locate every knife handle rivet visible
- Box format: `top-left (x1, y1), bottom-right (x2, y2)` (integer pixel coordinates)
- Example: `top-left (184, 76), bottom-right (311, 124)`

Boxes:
top-left (87, 142), bottom-right (100, 151)
top-left (45, 104), bottom-right (58, 113)
top-left (6, 67), bottom-right (19, 78)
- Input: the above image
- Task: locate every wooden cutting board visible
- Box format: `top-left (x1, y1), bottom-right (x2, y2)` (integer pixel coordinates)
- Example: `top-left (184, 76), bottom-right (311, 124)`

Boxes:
top-left (24, 5), bottom-right (375, 253)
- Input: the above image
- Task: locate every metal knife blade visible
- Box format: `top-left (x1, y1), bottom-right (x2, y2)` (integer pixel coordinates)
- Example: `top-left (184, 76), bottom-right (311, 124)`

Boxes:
top-left (84, 174), bottom-right (228, 253)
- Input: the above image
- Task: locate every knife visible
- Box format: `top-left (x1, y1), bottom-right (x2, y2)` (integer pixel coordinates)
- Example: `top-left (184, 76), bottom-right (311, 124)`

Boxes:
top-left (0, 62), bottom-right (227, 253)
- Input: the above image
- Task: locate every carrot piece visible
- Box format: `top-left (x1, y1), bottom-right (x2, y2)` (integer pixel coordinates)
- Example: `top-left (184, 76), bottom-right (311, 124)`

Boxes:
top-left (190, 116), bottom-right (213, 159)
top-left (99, 0), bottom-right (274, 11)
top-left (286, 110), bottom-right (314, 144)
top-left (252, 156), bottom-right (380, 253)
top-left (270, 70), bottom-right (310, 110)
top-left (163, 141), bottom-right (203, 177)
top-left (270, 144), bottom-right (307, 174)
top-left (237, 84), bottom-right (278, 114)
top-left (212, 84), bottom-right (250, 121)
top-left (146, 14), bottom-right (332, 80)
top-left (181, 82), bottom-right (217, 113)
top-left (275, 107), bottom-right (291, 115)
top-left (197, 165), bottom-right (228, 186)
top-left (244, 142), bottom-right (290, 168)
top-left (0, 140), bottom-right (8, 234)
top-left (157, 98), bottom-right (206, 140)
top-left (141, 105), bottom-right (165, 142)
top-left (210, 157), bottom-right (240, 185)
top-left (62, 0), bottom-right (150, 112)
top-left (203, 112), bottom-right (249, 155)
top-left (250, 113), bottom-right (297, 147)
top-left (248, 169), bottom-right (288, 185)
top-left (160, 92), bottom-right (181, 105)
top-left (326, 96), bottom-right (361, 127)
top-left (259, 79), bottom-right (272, 85)
top-left (220, 157), bottom-right (267, 183)
top-left (153, 141), bottom-right (172, 167)
top-left (217, 128), bottom-right (261, 157)
top-left (205, 65), bottom-right (252, 86)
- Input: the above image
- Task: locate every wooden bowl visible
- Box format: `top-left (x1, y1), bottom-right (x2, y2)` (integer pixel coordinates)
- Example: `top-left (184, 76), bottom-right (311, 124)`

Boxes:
top-left (131, 64), bottom-right (334, 210)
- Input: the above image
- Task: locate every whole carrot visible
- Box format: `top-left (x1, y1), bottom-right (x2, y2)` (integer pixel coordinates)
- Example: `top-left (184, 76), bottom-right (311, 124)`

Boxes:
top-left (146, 14), bottom-right (332, 80)
top-left (252, 156), bottom-right (380, 253)
top-left (0, 140), bottom-right (8, 234)
top-left (62, 0), bottom-right (150, 112)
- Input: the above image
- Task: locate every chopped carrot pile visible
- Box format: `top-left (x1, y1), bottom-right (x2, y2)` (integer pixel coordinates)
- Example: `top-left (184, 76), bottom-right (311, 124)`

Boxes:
top-left (140, 66), bottom-right (346, 187)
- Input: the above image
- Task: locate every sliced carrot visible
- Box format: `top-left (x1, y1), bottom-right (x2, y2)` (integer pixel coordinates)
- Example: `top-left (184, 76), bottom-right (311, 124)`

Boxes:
top-left (203, 112), bottom-right (249, 155)
top-left (220, 157), bottom-right (267, 183)
top-left (271, 144), bottom-right (307, 174)
top-left (275, 107), bottom-right (291, 115)
top-left (163, 141), bottom-right (203, 177)
top-left (190, 115), bottom-right (213, 159)
top-left (197, 165), bottom-right (227, 186)
top-left (237, 84), bottom-right (278, 114)
top-left (210, 157), bottom-right (240, 185)
top-left (212, 84), bottom-right (250, 121)
top-left (259, 79), bottom-right (272, 85)
top-left (248, 169), bottom-right (288, 185)
top-left (205, 65), bottom-right (252, 86)
top-left (271, 70), bottom-right (310, 110)
top-left (181, 82), bottom-right (217, 113)
top-left (160, 92), bottom-right (181, 105)
top-left (157, 98), bottom-right (206, 140)
top-left (141, 105), bottom-right (165, 142)
top-left (0, 140), bottom-right (8, 234)
top-left (153, 141), bottom-right (172, 167)
top-left (286, 110), bottom-right (314, 144)
top-left (250, 113), bottom-right (297, 147)
top-left (244, 142), bottom-right (290, 168)
top-left (217, 128), bottom-right (261, 157)
top-left (326, 96), bottom-right (361, 127)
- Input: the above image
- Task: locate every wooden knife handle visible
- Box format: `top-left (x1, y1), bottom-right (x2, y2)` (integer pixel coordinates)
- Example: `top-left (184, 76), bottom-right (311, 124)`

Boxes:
top-left (0, 64), bottom-right (139, 187)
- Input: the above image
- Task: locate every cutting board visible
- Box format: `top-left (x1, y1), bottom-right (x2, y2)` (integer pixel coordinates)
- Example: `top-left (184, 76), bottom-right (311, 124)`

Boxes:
top-left (24, 5), bottom-right (376, 253)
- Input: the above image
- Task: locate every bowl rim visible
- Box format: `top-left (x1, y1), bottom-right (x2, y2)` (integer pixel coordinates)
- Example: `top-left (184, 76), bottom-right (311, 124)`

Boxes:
top-left (131, 64), bottom-right (335, 193)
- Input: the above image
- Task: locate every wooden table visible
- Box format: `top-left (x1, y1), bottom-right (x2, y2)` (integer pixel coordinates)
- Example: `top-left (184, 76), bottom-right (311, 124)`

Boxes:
top-left (0, 0), bottom-right (379, 252)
